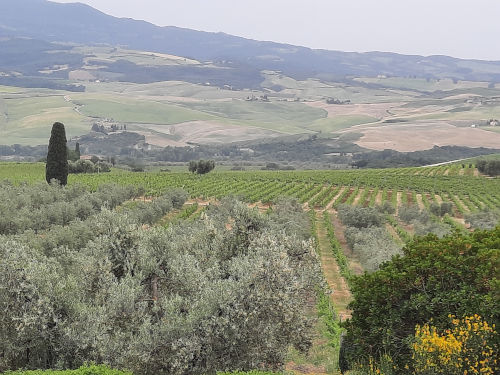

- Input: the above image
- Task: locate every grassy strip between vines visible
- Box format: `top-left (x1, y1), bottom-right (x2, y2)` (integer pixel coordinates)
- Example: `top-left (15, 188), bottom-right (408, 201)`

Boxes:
top-left (285, 210), bottom-right (341, 374)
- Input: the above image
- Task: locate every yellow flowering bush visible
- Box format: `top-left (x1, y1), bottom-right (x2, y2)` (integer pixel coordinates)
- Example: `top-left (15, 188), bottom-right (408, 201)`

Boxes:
top-left (412, 315), bottom-right (498, 375)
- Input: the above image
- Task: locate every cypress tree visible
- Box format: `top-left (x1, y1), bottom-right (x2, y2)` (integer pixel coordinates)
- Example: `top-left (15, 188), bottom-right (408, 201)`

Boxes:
top-left (46, 122), bottom-right (69, 185)
top-left (75, 142), bottom-right (81, 159)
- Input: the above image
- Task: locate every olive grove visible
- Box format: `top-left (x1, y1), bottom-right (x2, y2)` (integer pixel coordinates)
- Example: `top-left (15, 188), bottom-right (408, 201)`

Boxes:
top-left (0, 185), bottom-right (321, 375)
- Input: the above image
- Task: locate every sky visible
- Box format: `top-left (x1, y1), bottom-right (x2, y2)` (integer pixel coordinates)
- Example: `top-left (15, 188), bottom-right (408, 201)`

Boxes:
top-left (52, 0), bottom-right (500, 60)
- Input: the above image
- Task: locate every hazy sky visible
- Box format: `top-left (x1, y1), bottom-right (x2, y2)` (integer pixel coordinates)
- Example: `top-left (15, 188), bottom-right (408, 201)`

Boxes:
top-left (52, 0), bottom-right (500, 60)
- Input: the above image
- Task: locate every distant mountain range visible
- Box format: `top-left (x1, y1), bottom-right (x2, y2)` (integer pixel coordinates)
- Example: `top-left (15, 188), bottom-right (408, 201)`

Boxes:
top-left (2, 0), bottom-right (500, 85)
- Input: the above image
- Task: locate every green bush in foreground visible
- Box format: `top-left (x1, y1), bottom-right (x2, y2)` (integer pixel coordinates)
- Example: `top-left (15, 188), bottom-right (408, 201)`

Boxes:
top-left (2, 364), bottom-right (132, 375)
top-left (343, 226), bottom-right (500, 373)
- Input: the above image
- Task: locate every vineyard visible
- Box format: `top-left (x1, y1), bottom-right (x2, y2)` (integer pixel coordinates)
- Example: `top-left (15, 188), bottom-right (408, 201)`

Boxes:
top-left (1, 161), bottom-right (498, 264)
top-left (1, 162), bottom-right (498, 214)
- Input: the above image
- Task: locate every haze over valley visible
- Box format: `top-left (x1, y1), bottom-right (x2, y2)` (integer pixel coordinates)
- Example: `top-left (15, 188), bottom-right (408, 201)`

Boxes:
top-left (0, 0), bottom-right (500, 162)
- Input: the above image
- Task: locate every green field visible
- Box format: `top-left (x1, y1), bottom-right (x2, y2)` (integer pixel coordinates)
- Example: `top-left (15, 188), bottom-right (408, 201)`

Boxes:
top-left (2, 44), bottom-right (500, 148)
top-left (0, 95), bottom-right (91, 144)
top-left (2, 162), bottom-right (498, 213)
top-left (76, 96), bottom-right (214, 124)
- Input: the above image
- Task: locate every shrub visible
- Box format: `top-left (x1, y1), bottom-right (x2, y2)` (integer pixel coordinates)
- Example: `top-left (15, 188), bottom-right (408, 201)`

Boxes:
top-left (465, 209), bottom-right (500, 229)
top-left (337, 204), bottom-right (384, 228)
top-left (412, 315), bottom-right (498, 375)
top-left (344, 226), bottom-right (401, 271)
top-left (476, 159), bottom-right (500, 176)
top-left (398, 206), bottom-right (429, 224)
top-left (429, 202), bottom-right (453, 217)
top-left (343, 227), bottom-right (500, 373)
top-left (188, 160), bottom-right (215, 174)
top-left (377, 201), bottom-right (395, 214)
top-left (69, 160), bottom-right (111, 174)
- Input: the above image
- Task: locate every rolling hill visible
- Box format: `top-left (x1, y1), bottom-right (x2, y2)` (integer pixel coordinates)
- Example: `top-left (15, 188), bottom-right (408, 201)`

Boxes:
top-left (1, 0), bottom-right (500, 154)
top-left (2, 0), bottom-right (500, 84)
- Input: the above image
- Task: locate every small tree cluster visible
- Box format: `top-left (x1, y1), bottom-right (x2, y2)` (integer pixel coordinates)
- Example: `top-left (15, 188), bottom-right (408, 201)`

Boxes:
top-left (398, 205), bottom-right (451, 238)
top-left (337, 204), bottom-right (399, 271)
top-left (188, 159), bottom-right (215, 174)
top-left (344, 226), bottom-right (402, 271)
top-left (337, 204), bottom-right (384, 228)
top-left (429, 201), bottom-right (453, 217)
top-left (68, 159), bottom-right (111, 174)
top-left (0, 183), bottom-right (138, 235)
top-left (476, 159), bottom-right (500, 176)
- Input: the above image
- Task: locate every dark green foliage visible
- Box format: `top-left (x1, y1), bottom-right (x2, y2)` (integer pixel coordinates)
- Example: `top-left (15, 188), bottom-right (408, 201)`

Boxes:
top-left (352, 146), bottom-right (500, 169)
top-left (67, 148), bottom-right (79, 162)
top-left (1, 365), bottom-right (132, 375)
top-left (68, 160), bottom-right (111, 174)
top-left (188, 160), bottom-right (197, 173)
top-left (476, 159), bottom-right (500, 176)
top-left (338, 333), bottom-right (350, 375)
top-left (343, 227), bottom-right (500, 372)
top-left (188, 159), bottom-right (215, 174)
top-left (67, 143), bottom-right (81, 162)
top-left (75, 143), bottom-right (80, 159)
top-left (156, 135), bottom-right (361, 165)
top-left (45, 122), bottom-right (68, 185)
